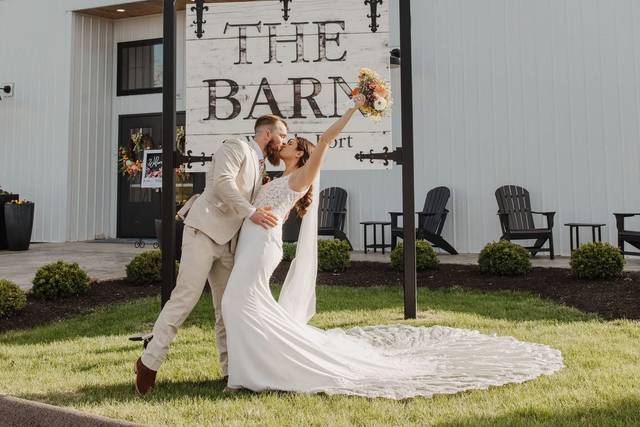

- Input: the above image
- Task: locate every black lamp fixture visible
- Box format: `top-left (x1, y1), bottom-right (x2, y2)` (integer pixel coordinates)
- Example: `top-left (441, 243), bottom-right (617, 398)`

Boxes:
top-left (390, 48), bottom-right (400, 66)
top-left (0, 84), bottom-right (12, 101)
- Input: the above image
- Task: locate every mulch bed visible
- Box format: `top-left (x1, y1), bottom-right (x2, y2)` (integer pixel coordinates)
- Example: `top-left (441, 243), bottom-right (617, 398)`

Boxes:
top-left (2, 262), bottom-right (639, 333)
top-left (0, 281), bottom-right (159, 333)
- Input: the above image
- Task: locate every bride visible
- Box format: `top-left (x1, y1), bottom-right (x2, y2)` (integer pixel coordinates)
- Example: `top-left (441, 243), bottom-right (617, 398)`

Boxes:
top-left (221, 95), bottom-right (563, 399)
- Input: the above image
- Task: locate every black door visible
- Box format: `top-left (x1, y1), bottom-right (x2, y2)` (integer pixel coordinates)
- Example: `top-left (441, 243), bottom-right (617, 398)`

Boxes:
top-left (117, 112), bottom-right (188, 238)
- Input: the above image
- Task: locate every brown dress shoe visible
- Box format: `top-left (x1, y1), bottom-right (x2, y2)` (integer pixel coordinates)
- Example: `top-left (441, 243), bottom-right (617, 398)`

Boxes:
top-left (135, 357), bottom-right (157, 395)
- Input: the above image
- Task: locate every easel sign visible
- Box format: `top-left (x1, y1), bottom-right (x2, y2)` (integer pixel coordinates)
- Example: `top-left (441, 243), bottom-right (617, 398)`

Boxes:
top-left (141, 149), bottom-right (163, 189)
top-left (185, 0), bottom-right (391, 172)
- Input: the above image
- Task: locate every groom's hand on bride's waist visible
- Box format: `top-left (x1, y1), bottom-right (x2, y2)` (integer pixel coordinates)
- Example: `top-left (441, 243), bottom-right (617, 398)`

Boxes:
top-left (250, 206), bottom-right (278, 229)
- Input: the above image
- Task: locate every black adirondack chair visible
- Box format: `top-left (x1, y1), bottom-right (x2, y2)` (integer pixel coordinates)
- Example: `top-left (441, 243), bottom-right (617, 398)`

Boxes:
top-left (282, 213), bottom-right (302, 243)
top-left (613, 212), bottom-right (640, 256)
top-left (318, 187), bottom-right (352, 249)
top-left (495, 185), bottom-right (555, 259)
top-left (282, 187), bottom-right (352, 249)
top-left (390, 186), bottom-right (457, 255)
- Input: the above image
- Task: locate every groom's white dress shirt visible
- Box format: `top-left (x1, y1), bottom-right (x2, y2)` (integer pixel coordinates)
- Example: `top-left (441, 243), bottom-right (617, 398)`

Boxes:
top-left (248, 140), bottom-right (265, 218)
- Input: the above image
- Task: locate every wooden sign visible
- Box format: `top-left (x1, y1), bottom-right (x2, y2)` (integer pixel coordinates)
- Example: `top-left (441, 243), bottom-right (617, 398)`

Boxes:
top-left (185, 0), bottom-right (391, 172)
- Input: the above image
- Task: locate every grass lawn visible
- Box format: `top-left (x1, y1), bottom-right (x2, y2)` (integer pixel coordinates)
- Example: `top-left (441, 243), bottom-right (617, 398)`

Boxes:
top-left (1, 285), bottom-right (639, 426)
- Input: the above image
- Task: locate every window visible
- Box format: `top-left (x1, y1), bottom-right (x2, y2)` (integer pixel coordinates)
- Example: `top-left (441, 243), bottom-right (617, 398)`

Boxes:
top-left (117, 38), bottom-right (163, 96)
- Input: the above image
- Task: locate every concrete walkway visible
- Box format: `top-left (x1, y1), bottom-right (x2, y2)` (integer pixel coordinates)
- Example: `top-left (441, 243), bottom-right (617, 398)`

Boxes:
top-left (2, 241), bottom-right (640, 291)
top-left (0, 241), bottom-right (149, 291)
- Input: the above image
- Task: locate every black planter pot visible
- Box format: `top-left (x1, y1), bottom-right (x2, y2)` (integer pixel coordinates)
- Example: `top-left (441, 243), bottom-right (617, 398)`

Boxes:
top-left (4, 202), bottom-right (34, 251)
top-left (154, 219), bottom-right (185, 261)
top-left (0, 194), bottom-right (19, 250)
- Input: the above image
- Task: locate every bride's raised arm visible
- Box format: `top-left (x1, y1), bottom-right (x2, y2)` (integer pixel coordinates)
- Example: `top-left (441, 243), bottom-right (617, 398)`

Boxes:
top-left (290, 95), bottom-right (365, 191)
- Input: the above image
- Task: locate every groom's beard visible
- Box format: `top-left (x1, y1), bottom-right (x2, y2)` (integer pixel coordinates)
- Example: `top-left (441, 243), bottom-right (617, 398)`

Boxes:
top-left (265, 140), bottom-right (281, 166)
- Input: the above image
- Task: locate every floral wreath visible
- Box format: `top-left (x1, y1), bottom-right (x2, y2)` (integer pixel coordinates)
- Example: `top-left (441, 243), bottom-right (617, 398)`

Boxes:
top-left (118, 127), bottom-right (189, 183)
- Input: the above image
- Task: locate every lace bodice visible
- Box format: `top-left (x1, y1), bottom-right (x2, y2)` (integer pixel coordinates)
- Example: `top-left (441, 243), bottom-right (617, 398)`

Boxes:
top-left (254, 175), bottom-right (307, 220)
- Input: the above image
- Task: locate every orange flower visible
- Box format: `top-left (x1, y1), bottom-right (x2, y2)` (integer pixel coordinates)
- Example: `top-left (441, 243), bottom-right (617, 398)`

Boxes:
top-left (351, 87), bottom-right (360, 96)
top-left (374, 85), bottom-right (386, 96)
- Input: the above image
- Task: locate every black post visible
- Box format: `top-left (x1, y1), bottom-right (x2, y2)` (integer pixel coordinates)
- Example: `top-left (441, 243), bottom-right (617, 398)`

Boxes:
top-left (399, 0), bottom-right (417, 319)
top-left (161, 0), bottom-right (177, 307)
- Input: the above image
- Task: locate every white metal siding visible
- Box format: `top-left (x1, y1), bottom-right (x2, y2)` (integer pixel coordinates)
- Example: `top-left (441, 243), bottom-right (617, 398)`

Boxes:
top-left (68, 13), bottom-right (114, 241)
top-left (0, 0), bottom-right (135, 242)
top-left (328, 0), bottom-right (640, 255)
top-left (0, 1), bottom-right (74, 242)
top-left (404, 0), bottom-right (640, 255)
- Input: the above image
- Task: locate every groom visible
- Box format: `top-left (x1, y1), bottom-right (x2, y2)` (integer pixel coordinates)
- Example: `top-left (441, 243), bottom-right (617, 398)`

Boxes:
top-left (135, 115), bottom-right (289, 395)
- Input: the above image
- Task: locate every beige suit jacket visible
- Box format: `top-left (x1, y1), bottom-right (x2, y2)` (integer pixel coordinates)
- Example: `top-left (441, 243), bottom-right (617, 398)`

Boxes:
top-left (182, 138), bottom-right (261, 249)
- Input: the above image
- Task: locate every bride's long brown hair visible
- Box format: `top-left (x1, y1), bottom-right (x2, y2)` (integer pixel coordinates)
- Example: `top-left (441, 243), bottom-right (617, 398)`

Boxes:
top-left (291, 137), bottom-right (315, 217)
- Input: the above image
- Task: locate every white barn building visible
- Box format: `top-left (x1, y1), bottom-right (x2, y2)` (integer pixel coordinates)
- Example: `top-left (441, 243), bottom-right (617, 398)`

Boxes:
top-left (1, 0), bottom-right (639, 255)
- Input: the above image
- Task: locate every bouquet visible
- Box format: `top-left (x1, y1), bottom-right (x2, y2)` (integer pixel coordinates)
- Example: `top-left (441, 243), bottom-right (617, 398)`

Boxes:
top-left (352, 67), bottom-right (392, 122)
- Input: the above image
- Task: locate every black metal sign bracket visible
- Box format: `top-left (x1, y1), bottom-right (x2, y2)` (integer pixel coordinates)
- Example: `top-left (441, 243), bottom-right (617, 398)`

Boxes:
top-left (192, 0), bottom-right (209, 39)
top-left (354, 146), bottom-right (402, 166)
top-left (176, 150), bottom-right (213, 169)
top-left (280, 0), bottom-right (292, 21)
top-left (364, 0), bottom-right (383, 33)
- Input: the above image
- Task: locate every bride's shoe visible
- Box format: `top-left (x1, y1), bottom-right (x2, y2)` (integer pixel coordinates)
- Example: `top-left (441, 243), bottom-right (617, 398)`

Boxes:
top-left (223, 385), bottom-right (243, 393)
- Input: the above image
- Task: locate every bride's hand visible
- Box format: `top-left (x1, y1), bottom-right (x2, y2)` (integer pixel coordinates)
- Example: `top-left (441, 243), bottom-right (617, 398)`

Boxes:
top-left (352, 94), bottom-right (366, 109)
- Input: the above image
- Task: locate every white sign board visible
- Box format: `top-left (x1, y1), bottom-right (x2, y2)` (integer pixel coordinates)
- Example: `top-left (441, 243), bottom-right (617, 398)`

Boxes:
top-left (185, 0), bottom-right (391, 172)
top-left (141, 149), bottom-right (163, 188)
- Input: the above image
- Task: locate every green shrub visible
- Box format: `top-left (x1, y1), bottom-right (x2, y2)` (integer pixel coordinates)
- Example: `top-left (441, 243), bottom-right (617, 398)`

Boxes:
top-left (478, 240), bottom-right (532, 276)
top-left (282, 242), bottom-right (297, 262)
top-left (32, 261), bottom-right (91, 299)
top-left (0, 279), bottom-right (27, 317)
top-left (390, 241), bottom-right (439, 271)
top-left (318, 239), bottom-right (351, 273)
top-left (570, 242), bottom-right (624, 280)
top-left (126, 250), bottom-right (174, 284)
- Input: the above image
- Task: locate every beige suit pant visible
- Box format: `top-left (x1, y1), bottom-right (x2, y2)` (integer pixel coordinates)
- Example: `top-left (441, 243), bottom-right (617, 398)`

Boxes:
top-left (142, 225), bottom-right (233, 375)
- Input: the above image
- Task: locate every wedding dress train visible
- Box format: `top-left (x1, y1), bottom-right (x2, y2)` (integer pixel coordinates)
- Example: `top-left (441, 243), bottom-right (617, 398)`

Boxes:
top-left (221, 175), bottom-right (563, 399)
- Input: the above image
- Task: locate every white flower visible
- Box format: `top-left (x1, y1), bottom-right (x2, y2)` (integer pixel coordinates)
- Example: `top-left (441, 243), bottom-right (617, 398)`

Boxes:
top-left (125, 160), bottom-right (133, 167)
top-left (373, 96), bottom-right (387, 111)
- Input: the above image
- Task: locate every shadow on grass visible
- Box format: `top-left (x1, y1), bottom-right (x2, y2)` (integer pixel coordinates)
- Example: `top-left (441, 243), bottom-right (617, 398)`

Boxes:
top-left (1, 286), bottom-right (594, 346)
top-left (433, 396), bottom-right (640, 427)
top-left (17, 378), bottom-right (253, 407)
top-left (314, 286), bottom-right (595, 323)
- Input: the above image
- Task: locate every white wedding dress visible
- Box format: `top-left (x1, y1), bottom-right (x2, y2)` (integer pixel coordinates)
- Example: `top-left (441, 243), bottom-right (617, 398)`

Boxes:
top-left (221, 175), bottom-right (563, 399)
